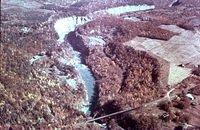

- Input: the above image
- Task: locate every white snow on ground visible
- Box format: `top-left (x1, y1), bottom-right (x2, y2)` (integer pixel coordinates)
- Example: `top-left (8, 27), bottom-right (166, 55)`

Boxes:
top-left (168, 64), bottom-right (191, 85)
top-left (124, 16), bottom-right (141, 22)
top-left (21, 27), bottom-right (31, 33)
top-left (105, 4), bottom-right (155, 15)
top-left (186, 93), bottom-right (195, 100)
top-left (88, 36), bottom-right (106, 46)
top-left (169, 0), bottom-right (179, 7)
top-left (54, 16), bottom-right (92, 42)
top-left (29, 55), bottom-right (45, 65)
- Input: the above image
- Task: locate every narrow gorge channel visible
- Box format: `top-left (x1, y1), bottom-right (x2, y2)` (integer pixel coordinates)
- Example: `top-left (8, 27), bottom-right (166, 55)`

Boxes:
top-left (54, 4), bottom-right (156, 115)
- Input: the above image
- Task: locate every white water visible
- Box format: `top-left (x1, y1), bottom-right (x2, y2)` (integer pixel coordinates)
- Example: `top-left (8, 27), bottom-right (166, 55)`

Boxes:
top-left (57, 52), bottom-right (95, 113)
top-left (58, 51), bottom-right (95, 100)
top-left (54, 16), bottom-right (95, 114)
top-left (54, 4), bottom-right (155, 42)
top-left (54, 16), bottom-right (92, 42)
top-left (88, 4), bottom-right (155, 19)
top-left (104, 4), bottom-right (155, 15)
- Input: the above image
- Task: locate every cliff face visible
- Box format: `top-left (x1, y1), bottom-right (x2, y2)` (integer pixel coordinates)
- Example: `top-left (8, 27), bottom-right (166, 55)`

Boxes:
top-left (1, 0), bottom-right (200, 129)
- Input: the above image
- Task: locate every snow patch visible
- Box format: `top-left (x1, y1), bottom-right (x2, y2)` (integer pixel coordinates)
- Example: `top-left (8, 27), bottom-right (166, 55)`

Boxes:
top-left (29, 55), bottom-right (45, 65)
top-left (124, 16), bottom-right (141, 21)
top-left (88, 36), bottom-right (106, 46)
top-left (186, 93), bottom-right (194, 100)
top-left (21, 27), bottom-right (31, 33)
